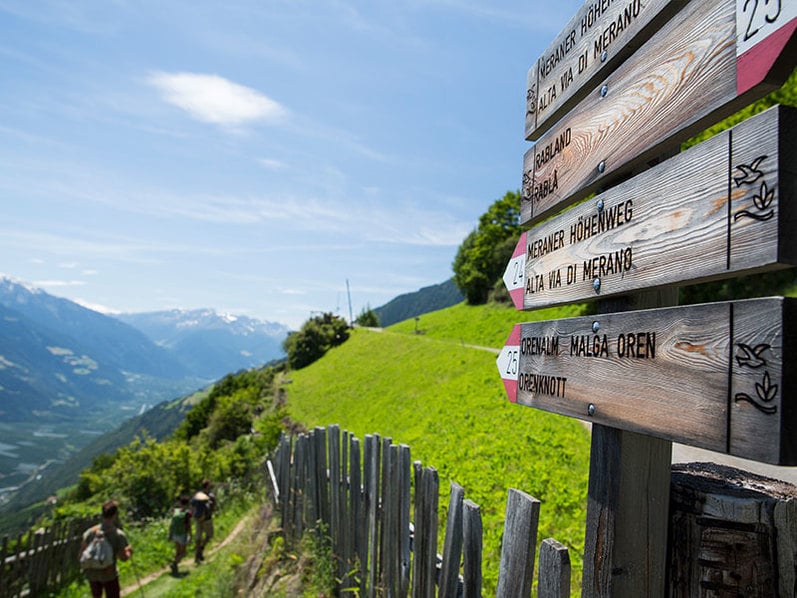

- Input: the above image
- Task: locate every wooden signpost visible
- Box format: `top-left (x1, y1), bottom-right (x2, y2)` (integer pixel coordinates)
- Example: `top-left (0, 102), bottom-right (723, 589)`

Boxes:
top-left (526, 0), bottom-right (688, 140)
top-left (497, 297), bottom-right (796, 465)
top-left (506, 105), bottom-right (797, 311)
top-left (500, 0), bottom-right (796, 594)
top-left (521, 0), bottom-right (797, 225)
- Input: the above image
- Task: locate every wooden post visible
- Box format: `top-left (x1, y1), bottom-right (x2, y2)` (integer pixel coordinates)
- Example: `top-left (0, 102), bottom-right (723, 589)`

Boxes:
top-left (582, 290), bottom-right (675, 597)
top-left (668, 463), bottom-right (797, 597)
top-left (583, 425), bottom-right (672, 597)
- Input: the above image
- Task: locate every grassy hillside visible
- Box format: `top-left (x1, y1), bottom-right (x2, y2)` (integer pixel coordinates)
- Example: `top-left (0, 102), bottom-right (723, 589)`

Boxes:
top-left (286, 300), bottom-right (592, 593)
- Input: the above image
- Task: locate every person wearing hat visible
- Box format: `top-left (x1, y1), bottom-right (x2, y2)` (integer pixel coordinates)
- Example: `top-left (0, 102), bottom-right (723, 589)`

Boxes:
top-left (190, 479), bottom-right (215, 562)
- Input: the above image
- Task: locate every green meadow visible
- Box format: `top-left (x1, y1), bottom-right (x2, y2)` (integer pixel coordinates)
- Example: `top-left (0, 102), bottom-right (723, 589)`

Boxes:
top-left (286, 301), bottom-right (592, 594)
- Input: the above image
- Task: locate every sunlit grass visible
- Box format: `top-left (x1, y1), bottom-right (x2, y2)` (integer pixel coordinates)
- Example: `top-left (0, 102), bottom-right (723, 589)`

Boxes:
top-left (287, 301), bottom-right (591, 594)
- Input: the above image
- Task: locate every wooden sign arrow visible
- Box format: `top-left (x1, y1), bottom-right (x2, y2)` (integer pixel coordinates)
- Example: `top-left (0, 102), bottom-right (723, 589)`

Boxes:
top-left (510, 105), bottom-right (797, 310)
top-left (521, 0), bottom-right (797, 226)
top-left (525, 0), bottom-right (688, 141)
top-left (497, 297), bottom-right (797, 465)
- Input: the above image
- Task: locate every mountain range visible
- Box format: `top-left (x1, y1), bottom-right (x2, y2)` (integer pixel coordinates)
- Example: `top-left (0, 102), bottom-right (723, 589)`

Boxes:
top-left (0, 276), bottom-right (289, 423)
top-left (0, 274), bottom-right (463, 516)
top-left (0, 275), bottom-right (290, 510)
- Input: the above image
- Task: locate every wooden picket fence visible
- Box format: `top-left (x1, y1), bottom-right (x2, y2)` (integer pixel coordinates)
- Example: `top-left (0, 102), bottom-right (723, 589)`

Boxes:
top-left (0, 515), bottom-right (95, 598)
top-left (269, 424), bottom-right (571, 597)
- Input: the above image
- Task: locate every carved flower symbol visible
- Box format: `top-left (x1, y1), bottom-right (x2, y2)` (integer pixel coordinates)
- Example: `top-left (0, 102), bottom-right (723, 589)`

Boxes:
top-left (755, 371), bottom-right (778, 404)
top-left (753, 181), bottom-right (775, 211)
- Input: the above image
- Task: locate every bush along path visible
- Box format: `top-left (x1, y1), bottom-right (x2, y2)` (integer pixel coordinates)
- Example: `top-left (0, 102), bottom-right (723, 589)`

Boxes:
top-left (119, 517), bottom-right (249, 597)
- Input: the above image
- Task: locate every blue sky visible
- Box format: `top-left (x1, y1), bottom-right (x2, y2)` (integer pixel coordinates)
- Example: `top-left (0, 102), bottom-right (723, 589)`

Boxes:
top-left (0, 0), bottom-right (580, 329)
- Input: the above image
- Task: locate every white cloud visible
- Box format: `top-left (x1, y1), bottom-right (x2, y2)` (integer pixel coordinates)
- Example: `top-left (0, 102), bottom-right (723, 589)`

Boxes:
top-left (147, 71), bottom-right (288, 128)
top-left (258, 158), bottom-right (288, 171)
top-left (34, 279), bottom-right (86, 288)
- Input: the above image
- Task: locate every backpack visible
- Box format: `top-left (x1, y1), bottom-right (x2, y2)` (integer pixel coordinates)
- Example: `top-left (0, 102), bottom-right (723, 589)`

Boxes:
top-left (169, 508), bottom-right (189, 538)
top-left (191, 492), bottom-right (213, 521)
top-left (80, 526), bottom-right (114, 570)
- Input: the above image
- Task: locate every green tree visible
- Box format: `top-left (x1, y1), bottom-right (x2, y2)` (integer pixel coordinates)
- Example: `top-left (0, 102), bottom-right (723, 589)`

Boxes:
top-left (283, 312), bottom-right (350, 369)
top-left (355, 305), bottom-right (380, 327)
top-left (453, 191), bottom-right (522, 304)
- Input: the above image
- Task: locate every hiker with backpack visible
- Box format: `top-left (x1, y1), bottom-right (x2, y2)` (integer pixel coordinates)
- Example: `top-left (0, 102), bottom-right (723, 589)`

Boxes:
top-left (190, 479), bottom-right (215, 562)
top-left (79, 500), bottom-right (133, 598)
top-left (168, 495), bottom-right (192, 574)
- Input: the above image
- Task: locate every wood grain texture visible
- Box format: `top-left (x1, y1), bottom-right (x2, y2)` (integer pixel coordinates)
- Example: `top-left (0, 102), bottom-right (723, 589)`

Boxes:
top-left (668, 463), bottom-right (797, 597)
top-left (462, 499), bottom-right (482, 598)
top-left (438, 483), bottom-right (464, 598)
top-left (518, 105), bottom-right (796, 310)
top-left (537, 538), bottom-right (571, 598)
top-left (526, 0), bottom-right (687, 140)
top-left (582, 425), bottom-right (671, 597)
top-left (520, 0), bottom-right (794, 226)
top-left (511, 297), bottom-right (796, 464)
top-left (495, 488), bottom-right (540, 598)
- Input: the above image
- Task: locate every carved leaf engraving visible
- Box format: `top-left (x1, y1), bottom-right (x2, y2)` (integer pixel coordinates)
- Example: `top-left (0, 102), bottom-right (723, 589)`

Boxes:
top-left (734, 342), bottom-right (778, 415)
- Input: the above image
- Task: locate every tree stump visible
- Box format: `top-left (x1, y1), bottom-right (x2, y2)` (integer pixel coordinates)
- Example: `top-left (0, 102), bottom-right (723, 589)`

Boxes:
top-left (668, 462), bottom-right (797, 597)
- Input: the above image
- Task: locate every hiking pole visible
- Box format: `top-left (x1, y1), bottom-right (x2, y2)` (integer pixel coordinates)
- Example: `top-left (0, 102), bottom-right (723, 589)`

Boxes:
top-left (129, 556), bottom-right (146, 598)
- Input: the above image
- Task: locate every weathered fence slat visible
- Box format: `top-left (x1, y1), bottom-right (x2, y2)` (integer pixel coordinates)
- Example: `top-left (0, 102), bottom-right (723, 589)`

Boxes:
top-left (462, 499), bottom-right (482, 598)
top-left (383, 443), bottom-right (398, 596)
top-left (344, 434), bottom-right (360, 593)
top-left (328, 423), bottom-right (342, 579)
top-left (270, 425), bottom-right (606, 596)
top-left (496, 488), bottom-right (541, 598)
top-left (398, 444), bottom-right (412, 598)
top-left (0, 515), bottom-right (95, 597)
top-left (314, 426), bottom-right (329, 532)
top-left (364, 433), bottom-right (380, 598)
top-left (439, 482), bottom-right (464, 598)
top-left (538, 538), bottom-right (571, 598)
top-left (412, 463), bottom-right (440, 598)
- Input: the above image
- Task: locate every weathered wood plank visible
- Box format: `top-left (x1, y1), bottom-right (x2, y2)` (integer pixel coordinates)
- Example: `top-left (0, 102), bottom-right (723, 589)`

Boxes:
top-left (526, 0), bottom-right (688, 140)
top-left (538, 538), bottom-right (571, 598)
top-left (379, 436), bottom-right (392, 590)
top-left (582, 425), bottom-right (671, 597)
top-left (438, 482), bottom-right (464, 598)
top-left (497, 296), bottom-right (797, 464)
top-left (364, 434), bottom-right (380, 598)
top-left (521, 0), bottom-right (796, 225)
top-left (668, 463), bottom-right (797, 597)
top-left (496, 488), bottom-right (540, 598)
top-left (413, 465), bottom-right (439, 598)
top-left (344, 434), bottom-right (360, 593)
top-left (328, 424), bottom-right (341, 557)
top-left (462, 499), bottom-right (482, 598)
top-left (507, 105), bottom-right (797, 310)
top-left (411, 461), bottom-right (423, 598)
top-left (398, 444), bottom-right (412, 598)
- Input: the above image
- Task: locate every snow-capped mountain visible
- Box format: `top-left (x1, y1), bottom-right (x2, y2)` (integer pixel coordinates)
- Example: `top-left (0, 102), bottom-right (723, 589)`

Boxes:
top-left (115, 309), bottom-right (289, 379)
